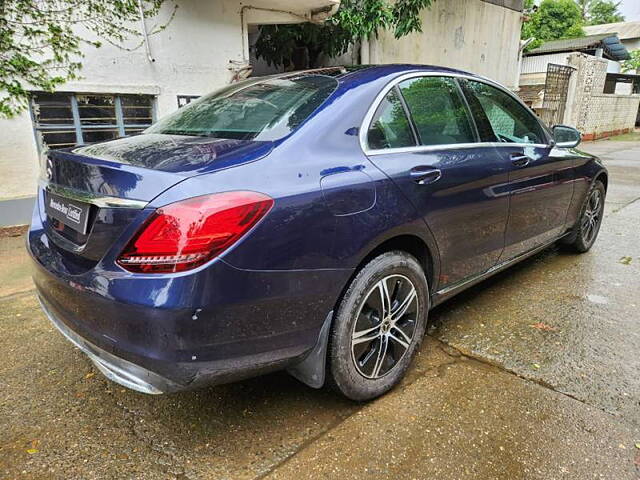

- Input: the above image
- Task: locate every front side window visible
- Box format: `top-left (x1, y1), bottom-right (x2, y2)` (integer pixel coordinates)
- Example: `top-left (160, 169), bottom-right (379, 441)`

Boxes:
top-left (147, 75), bottom-right (337, 141)
top-left (464, 80), bottom-right (545, 145)
top-left (398, 76), bottom-right (476, 146)
top-left (31, 93), bottom-right (155, 150)
top-left (366, 89), bottom-right (416, 150)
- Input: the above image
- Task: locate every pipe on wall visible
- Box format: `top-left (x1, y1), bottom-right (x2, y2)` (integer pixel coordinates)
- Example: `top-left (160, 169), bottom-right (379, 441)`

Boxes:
top-left (137, 0), bottom-right (155, 63)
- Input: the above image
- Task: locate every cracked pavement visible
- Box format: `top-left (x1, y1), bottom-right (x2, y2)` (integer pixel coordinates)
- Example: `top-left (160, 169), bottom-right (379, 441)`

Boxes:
top-left (1, 141), bottom-right (639, 479)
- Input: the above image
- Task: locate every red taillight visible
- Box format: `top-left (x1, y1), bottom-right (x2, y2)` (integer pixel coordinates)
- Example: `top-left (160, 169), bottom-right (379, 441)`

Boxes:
top-left (117, 191), bottom-right (273, 273)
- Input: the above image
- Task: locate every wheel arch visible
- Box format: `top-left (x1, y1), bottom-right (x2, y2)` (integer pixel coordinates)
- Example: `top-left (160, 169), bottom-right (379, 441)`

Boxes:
top-left (287, 231), bottom-right (440, 390)
top-left (594, 170), bottom-right (608, 192)
top-left (354, 234), bottom-right (436, 294)
top-left (334, 232), bottom-right (439, 316)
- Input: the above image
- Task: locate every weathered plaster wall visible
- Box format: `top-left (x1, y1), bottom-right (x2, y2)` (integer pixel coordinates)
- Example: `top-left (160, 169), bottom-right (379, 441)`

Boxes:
top-left (621, 38), bottom-right (640, 53)
top-left (564, 53), bottom-right (640, 140)
top-left (371, 0), bottom-right (523, 88)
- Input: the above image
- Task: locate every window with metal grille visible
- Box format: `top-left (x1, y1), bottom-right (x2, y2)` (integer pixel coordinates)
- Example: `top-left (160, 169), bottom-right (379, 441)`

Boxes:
top-left (31, 92), bottom-right (156, 150)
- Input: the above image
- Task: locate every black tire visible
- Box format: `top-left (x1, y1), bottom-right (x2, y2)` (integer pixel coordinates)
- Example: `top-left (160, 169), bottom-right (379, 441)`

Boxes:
top-left (327, 251), bottom-right (429, 401)
top-left (561, 180), bottom-right (605, 253)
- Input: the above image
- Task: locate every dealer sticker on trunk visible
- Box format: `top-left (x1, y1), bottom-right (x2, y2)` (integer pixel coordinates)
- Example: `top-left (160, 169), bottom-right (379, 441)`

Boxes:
top-left (45, 192), bottom-right (91, 235)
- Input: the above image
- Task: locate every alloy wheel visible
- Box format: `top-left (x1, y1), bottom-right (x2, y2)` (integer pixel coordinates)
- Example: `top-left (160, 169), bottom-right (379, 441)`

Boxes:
top-left (350, 274), bottom-right (419, 379)
top-left (581, 189), bottom-right (603, 245)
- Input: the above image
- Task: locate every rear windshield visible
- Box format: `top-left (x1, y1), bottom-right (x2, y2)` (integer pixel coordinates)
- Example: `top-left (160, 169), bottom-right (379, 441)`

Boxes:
top-left (146, 75), bottom-right (338, 141)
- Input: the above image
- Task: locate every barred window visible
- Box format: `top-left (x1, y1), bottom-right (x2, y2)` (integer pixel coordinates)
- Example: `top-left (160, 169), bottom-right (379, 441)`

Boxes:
top-left (31, 93), bottom-right (155, 150)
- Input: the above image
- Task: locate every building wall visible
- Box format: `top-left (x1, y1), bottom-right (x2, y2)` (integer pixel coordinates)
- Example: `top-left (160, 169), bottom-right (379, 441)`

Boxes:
top-left (521, 53), bottom-right (571, 74)
top-left (621, 38), bottom-right (640, 52)
top-left (577, 94), bottom-right (640, 139)
top-left (565, 53), bottom-right (640, 140)
top-left (370, 0), bottom-right (523, 88)
top-left (521, 52), bottom-right (622, 75)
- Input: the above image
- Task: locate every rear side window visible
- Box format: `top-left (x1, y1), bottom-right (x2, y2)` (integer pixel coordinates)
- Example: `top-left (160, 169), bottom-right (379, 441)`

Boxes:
top-left (398, 76), bottom-right (476, 146)
top-left (146, 75), bottom-right (337, 141)
top-left (367, 89), bottom-right (416, 150)
top-left (464, 80), bottom-right (545, 145)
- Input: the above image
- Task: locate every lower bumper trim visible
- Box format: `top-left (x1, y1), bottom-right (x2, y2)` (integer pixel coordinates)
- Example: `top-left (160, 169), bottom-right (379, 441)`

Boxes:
top-left (37, 295), bottom-right (179, 395)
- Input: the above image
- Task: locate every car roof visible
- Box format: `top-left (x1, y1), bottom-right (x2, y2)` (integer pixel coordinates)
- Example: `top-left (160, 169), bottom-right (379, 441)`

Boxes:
top-left (271, 64), bottom-right (488, 87)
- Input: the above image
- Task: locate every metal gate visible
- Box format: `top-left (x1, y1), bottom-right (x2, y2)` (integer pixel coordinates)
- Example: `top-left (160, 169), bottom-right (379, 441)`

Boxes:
top-left (539, 64), bottom-right (574, 126)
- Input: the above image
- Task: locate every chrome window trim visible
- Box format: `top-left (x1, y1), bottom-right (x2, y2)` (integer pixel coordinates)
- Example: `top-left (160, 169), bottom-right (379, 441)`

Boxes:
top-left (359, 71), bottom-right (553, 156)
top-left (365, 141), bottom-right (551, 156)
top-left (39, 179), bottom-right (148, 209)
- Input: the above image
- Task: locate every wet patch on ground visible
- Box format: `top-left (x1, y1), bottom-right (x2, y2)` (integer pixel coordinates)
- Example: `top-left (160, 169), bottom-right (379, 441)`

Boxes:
top-left (264, 356), bottom-right (640, 480)
top-left (430, 154), bottom-right (640, 427)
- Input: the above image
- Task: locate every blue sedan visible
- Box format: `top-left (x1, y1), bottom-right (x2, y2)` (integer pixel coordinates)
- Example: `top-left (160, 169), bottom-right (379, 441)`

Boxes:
top-left (28, 65), bottom-right (607, 401)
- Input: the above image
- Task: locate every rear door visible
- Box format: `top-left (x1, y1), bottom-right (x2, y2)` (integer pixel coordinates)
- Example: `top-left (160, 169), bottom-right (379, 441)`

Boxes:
top-left (363, 75), bottom-right (512, 289)
top-left (460, 79), bottom-right (575, 260)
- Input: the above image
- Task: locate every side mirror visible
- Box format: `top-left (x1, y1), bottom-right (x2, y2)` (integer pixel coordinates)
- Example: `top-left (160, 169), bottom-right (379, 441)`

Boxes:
top-left (552, 125), bottom-right (581, 148)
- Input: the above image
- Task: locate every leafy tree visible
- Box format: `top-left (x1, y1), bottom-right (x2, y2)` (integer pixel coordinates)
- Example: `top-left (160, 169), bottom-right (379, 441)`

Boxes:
top-left (574, 0), bottom-right (624, 24)
top-left (255, 0), bottom-right (435, 70)
top-left (622, 50), bottom-right (640, 73)
top-left (0, 0), bottom-right (176, 119)
top-left (521, 0), bottom-right (585, 50)
top-left (522, 0), bottom-right (625, 50)
top-left (574, 0), bottom-right (593, 21)
top-left (586, 0), bottom-right (625, 25)
top-left (523, 0), bottom-right (537, 15)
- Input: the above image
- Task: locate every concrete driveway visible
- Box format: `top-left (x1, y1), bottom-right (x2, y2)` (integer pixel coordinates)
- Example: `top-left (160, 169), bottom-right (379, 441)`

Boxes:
top-left (1, 141), bottom-right (639, 480)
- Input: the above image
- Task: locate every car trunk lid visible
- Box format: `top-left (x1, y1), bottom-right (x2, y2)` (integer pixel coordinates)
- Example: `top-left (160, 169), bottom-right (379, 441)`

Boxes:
top-left (39, 134), bottom-right (273, 269)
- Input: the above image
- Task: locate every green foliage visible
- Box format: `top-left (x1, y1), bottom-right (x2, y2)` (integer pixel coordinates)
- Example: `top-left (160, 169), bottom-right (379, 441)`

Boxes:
top-left (255, 23), bottom-right (351, 70)
top-left (622, 50), bottom-right (640, 73)
top-left (574, 0), bottom-right (592, 20)
top-left (255, 0), bottom-right (435, 70)
top-left (522, 0), bottom-right (585, 50)
top-left (0, 0), bottom-right (176, 119)
top-left (523, 0), bottom-right (537, 15)
top-left (586, 0), bottom-right (625, 25)
top-left (573, 0), bottom-right (624, 24)
top-left (522, 0), bottom-right (625, 51)
top-left (522, 0), bottom-right (584, 47)
top-left (392, 0), bottom-right (436, 39)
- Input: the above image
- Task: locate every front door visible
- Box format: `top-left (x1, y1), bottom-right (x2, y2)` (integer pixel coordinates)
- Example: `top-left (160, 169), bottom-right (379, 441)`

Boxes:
top-left (460, 79), bottom-right (575, 260)
top-left (364, 76), bottom-right (511, 289)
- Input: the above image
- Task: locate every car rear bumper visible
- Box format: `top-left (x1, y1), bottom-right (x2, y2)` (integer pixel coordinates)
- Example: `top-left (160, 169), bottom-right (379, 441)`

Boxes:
top-left (38, 294), bottom-right (177, 394)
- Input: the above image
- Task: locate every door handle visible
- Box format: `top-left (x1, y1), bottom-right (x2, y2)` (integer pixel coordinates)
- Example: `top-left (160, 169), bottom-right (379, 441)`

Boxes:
top-left (409, 166), bottom-right (442, 185)
top-left (510, 152), bottom-right (531, 167)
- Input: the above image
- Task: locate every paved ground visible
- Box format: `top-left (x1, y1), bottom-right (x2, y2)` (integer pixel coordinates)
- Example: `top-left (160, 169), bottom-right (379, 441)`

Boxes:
top-left (1, 140), bottom-right (639, 480)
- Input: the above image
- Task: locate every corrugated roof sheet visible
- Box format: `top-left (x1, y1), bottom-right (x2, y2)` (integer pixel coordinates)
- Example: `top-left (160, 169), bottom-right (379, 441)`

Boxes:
top-left (584, 21), bottom-right (640, 41)
top-left (525, 34), bottom-right (630, 60)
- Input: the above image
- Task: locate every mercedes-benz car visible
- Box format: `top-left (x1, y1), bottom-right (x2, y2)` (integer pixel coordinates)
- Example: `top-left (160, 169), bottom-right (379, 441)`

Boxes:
top-left (28, 65), bottom-right (606, 401)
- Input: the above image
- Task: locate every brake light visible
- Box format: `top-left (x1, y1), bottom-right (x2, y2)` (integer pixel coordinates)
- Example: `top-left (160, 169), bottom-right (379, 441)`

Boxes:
top-left (117, 191), bottom-right (273, 273)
